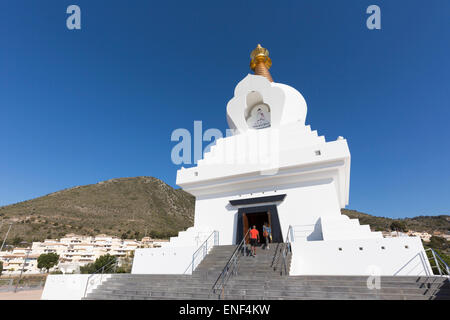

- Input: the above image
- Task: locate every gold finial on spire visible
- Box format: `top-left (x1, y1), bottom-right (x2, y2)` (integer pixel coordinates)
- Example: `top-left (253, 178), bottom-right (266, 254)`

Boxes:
top-left (250, 44), bottom-right (273, 82)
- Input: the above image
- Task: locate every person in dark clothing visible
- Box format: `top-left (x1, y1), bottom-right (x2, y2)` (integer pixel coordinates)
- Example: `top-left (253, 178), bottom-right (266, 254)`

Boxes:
top-left (263, 222), bottom-right (272, 250)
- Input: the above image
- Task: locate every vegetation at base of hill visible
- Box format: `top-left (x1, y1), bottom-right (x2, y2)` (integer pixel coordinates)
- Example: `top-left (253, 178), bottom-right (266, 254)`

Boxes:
top-left (428, 236), bottom-right (449, 251)
top-left (423, 242), bottom-right (450, 275)
top-left (344, 209), bottom-right (450, 257)
top-left (389, 221), bottom-right (408, 233)
top-left (0, 275), bottom-right (47, 288)
top-left (80, 254), bottom-right (118, 274)
top-left (424, 245), bottom-right (450, 266)
top-left (37, 253), bottom-right (60, 272)
top-left (0, 177), bottom-right (194, 244)
top-left (0, 261), bottom-right (3, 276)
top-left (342, 209), bottom-right (450, 234)
top-left (424, 236), bottom-right (450, 262)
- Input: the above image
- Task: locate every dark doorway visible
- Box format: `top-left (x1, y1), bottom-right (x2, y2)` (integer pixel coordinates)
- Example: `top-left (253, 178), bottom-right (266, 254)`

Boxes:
top-left (235, 205), bottom-right (282, 244)
top-left (243, 211), bottom-right (269, 244)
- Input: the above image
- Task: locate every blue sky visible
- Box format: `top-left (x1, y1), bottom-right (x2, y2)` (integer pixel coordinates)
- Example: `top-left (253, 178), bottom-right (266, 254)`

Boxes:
top-left (0, 1), bottom-right (449, 218)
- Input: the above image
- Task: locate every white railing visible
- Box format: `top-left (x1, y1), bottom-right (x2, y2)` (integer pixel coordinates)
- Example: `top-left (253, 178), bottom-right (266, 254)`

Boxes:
top-left (184, 230), bottom-right (219, 274)
top-left (83, 258), bottom-right (118, 298)
top-left (425, 248), bottom-right (449, 276)
top-left (212, 228), bottom-right (250, 299)
top-left (280, 225), bottom-right (294, 275)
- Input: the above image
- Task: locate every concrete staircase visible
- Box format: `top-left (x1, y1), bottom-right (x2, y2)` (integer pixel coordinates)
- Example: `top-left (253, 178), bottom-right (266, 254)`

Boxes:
top-left (84, 243), bottom-right (450, 300)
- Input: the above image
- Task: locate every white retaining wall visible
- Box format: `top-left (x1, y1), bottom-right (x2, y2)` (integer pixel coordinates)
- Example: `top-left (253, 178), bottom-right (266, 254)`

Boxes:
top-left (41, 274), bottom-right (111, 300)
top-left (290, 236), bottom-right (433, 276)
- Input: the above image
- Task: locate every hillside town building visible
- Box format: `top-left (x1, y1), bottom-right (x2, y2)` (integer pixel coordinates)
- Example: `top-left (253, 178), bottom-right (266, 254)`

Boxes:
top-left (407, 231), bottom-right (433, 242)
top-left (0, 234), bottom-right (166, 276)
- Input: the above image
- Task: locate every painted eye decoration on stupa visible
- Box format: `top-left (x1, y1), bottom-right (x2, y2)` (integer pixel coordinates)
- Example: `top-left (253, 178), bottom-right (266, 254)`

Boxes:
top-left (246, 103), bottom-right (271, 129)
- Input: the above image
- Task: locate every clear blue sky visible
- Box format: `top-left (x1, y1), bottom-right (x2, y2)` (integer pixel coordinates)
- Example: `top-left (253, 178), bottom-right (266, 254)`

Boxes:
top-left (0, 1), bottom-right (449, 218)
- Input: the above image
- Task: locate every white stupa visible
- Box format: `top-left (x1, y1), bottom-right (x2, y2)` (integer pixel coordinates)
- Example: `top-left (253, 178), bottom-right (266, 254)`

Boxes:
top-left (132, 44), bottom-right (432, 276)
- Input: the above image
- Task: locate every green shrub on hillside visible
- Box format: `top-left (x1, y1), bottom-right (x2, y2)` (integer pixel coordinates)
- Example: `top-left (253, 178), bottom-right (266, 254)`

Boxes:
top-left (80, 254), bottom-right (117, 274)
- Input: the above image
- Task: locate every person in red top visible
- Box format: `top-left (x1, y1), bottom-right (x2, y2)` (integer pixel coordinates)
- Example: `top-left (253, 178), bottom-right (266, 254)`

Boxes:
top-left (249, 225), bottom-right (260, 257)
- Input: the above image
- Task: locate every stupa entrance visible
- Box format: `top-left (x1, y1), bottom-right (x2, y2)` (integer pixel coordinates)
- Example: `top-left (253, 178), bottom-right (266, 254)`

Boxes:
top-left (232, 195), bottom-right (285, 245)
top-left (242, 211), bottom-right (270, 245)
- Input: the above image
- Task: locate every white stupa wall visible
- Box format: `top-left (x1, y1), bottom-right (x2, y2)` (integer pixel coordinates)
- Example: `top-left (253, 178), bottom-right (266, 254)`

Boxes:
top-left (290, 237), bottom-right (433, 276)
top-left (131, 73), bottom-right (432, 276)
top-left (193, 178), bottom-right (342, 245)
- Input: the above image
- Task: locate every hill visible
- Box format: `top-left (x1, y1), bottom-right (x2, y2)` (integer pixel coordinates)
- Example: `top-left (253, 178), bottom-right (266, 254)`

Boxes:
top-left (0, 177), bottom-right (194, 243)
top-left (0, 177), bottom-right (448, 245)
top-left (342, 209), bottom-right (450, 233)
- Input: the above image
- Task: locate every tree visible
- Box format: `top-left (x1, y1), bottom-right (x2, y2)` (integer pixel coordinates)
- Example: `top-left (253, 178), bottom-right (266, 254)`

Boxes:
top-left (390, 221), bottom-right (407, 233)
top-left (37, 253), bottom-right (60, 272)
top-left (429, 236), bottom-right (448, 251)
top-left (12, 236), bottom-right (23, 246)
top-left (80, 254), bottom-right (117, 274)
top-left (0, 261), bottom-right (3, 276)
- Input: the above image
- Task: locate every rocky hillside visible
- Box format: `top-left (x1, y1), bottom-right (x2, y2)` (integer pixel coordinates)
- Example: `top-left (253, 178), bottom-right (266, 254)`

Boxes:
top-left (0, 177), bottom-right (195, 243)
top-left (343, 209), bottom-right (450, 233)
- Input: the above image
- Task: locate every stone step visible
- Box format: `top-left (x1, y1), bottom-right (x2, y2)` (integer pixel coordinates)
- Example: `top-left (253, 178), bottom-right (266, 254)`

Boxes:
top-left (85, 291), bottom-right (214, 300)
top-left (90, 278), bottom-right (448, 299)
top-left (84, 289), bottom-right (438, 300)
top-left (221, 292), bottom-right (432, 300)
top-left (109, 274), bottom-right (197, 278)
top-left (276, 275), bottom-right (449, 282)
top-left (225, 275), bottom-right (449, 282)
top-left (221, 286), bottom-right (446, 296)
top-left (105, 274), bottom-right (448, 287)
top-left (197, 266), bottom-right (277, 272)
top-left (105, 278), bottom-right (448, 291)
top-left (106, 278), bottom-right (217, 284)
top-left (225, 283), bottom-right (449, 292)
top-left (115, 276), bottom-right (446, 284)
top-left (98, 283), bottom-right (215, 291)
top-left (86, 287), bottom-right (447, 300)
top-left (226, 276), bottom-right (449, 285)
top-left (87, 243), bottom-right (450, 301)
top-left (226, 278), bottom-right (449, 287)
top-left (223, 276), bottom-right (440, 284)
top-left (95, 282), bottom-right (449, 297)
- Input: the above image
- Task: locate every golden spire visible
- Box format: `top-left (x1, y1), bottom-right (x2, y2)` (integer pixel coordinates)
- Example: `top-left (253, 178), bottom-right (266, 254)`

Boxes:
top-left (250, 44), bottom-right (273, 82)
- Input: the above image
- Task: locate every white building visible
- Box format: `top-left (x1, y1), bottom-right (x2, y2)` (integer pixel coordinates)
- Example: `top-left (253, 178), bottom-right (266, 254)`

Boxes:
top-left (0, 248), bottom-right (39, 275)
top-left (132, 44), bottom-right (433, 276)
top-left (0, 234), bottom-right (151, 275)
top-left (406, 231), bottom-right (433, 242)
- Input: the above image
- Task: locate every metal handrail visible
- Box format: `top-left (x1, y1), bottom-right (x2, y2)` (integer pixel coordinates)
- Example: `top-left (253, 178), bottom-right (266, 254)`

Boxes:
top-left (212, 228), bottom-right (251, 299)
top-left (83, 258), bottom-right (118, 298)
top-left (183, 230), bottom-right (219, 274)
top-left (425, 248), bottom-right (450, 276)
top-left (280, 225), bottom-right (294, 275)
top-left (270, 242), bottom-right (283, 269)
